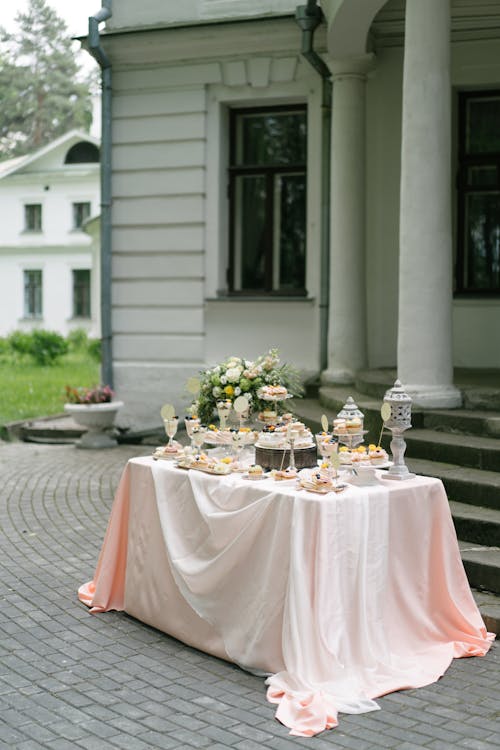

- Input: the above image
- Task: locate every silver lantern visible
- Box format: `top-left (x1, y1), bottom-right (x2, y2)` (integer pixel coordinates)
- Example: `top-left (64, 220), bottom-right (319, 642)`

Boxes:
top-left (383, 379), bottom-right (415, 480)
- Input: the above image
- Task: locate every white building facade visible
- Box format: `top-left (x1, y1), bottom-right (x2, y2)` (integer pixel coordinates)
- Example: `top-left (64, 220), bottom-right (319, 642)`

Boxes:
top-left (0, 131), bottom-right (101, 338)
top-left (87, 0), bottom-right (500, 427)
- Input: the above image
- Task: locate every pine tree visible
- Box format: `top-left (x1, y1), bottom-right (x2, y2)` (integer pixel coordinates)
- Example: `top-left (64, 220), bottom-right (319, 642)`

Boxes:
top-left (0, 0), bottom-right (94, 160)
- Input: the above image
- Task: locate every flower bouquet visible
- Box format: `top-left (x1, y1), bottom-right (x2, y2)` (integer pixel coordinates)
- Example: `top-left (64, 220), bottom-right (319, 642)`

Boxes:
top-left (191, 349), bottom-right (304, 425)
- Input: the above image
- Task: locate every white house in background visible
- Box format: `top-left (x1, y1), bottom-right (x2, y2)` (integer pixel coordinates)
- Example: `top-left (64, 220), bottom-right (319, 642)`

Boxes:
top-left (84, 0), bottom-right (500, 428)
top-left (0, 130), bottom-right (101, 338)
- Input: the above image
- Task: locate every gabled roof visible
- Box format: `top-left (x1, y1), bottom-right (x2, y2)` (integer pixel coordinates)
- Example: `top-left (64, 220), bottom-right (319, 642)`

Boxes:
top-left (0, 130), bottom-right (100, 180)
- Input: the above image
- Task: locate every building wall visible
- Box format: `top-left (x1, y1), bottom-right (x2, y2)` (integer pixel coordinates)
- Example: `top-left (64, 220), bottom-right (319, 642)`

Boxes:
top-left (0, 164), bottom-right (99, 337)
top-left (106, 0), bottom-right (297, 30)
top-left (108, 21), bottom-right (323, 427)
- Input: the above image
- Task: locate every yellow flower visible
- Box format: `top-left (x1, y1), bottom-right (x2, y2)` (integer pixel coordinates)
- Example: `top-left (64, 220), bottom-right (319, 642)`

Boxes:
top-left (224, 385), bottom-right (234, 396)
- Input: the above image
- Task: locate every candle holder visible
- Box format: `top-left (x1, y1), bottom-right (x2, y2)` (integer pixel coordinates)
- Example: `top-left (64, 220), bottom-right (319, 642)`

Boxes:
top-left (383, 379), bottom-right (415, 481)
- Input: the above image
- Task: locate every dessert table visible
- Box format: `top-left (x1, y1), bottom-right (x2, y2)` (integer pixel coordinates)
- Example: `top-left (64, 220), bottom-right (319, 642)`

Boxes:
top-left (79, 457), bottom-right (493, 737)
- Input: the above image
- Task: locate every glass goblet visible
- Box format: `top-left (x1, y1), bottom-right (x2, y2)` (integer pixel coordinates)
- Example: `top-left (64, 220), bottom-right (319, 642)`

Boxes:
top-left (184, 416), bottom-right (200, 450)
top-left (191, 426), bottom-right (207, 453)
top-left (164, 416), bottom-right (179, 448)
top-left (217, 400), bottom-right (232, 430)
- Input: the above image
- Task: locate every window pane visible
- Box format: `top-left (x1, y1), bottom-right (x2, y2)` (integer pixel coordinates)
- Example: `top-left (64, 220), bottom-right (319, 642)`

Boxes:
top-left (464, 192), bottom-right (500, 290)
top-left (234, 175), bottom-right (267, 290)
top-left (235, 110), bottom-right (307, 166)
top-left (468, 165), bottom-right (497, 188)
top-left (277, 174), bottom-right (306, 290)
top-left (73, 202), bottom-right (91, 229)
top-left (24, 270), bottom-right (42, 317)
top-left (73, 269), bottom-right (91, 317)
top-left (24, 204), bottom-right (42, 231)
top-left (466, 97), bottom-right (500, 155)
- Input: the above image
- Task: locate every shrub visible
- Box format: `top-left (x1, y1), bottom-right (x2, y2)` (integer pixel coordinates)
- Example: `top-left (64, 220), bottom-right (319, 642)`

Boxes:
top-left (87, 337), bottom-right (101, 362)
top-left (0, 337), bottom-right (9, 357)
top-left (8, 330), bottom-right (33, 356)
top-left (67, 327), bottom-right (89, 351)
top-left (29, 330), bottom-right (68, 366)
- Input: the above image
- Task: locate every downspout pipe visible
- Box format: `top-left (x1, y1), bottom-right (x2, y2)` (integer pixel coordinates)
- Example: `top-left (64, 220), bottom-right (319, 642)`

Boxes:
top-left (86, 2), bottom-right (113, 388)
top-left (296, 2), bottom-right (332, 373)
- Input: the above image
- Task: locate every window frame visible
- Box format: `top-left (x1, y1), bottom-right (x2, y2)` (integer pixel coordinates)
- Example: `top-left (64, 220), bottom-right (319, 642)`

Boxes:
top-left (72, 269), bottom-right (91, 319)
top-left (227, 104), bottom-right (308, 297)
top-left (24, 203), bottom-right (42, 233)
top-left (456, 89), bottom-right (500, 297)
top-left (23, 269), bottom-right (43, 318)
top-left (72, 201), bottom-right (91, 231)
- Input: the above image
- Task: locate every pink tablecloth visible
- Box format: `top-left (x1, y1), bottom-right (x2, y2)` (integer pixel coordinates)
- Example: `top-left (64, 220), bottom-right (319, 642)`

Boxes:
top-left (79, 457), bottom-right (493, 736)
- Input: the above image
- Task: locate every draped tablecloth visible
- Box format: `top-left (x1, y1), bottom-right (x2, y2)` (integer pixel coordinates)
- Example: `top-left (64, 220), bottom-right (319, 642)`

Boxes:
top-left (79, 457), bottom-right (493, 736)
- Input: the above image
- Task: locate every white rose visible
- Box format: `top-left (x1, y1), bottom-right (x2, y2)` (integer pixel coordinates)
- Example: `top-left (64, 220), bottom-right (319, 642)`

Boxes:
top-left (212, 386), bottom-right (221, 397)
top-left (234, 386), bottom-right (241, 396)
top-left (226, 366), bottom-right (242, 383)
top-left (220, 375), bottom-right (227, 385)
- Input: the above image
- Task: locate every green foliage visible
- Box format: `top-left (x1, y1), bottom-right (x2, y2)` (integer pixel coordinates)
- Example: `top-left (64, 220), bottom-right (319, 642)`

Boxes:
top-left (87, 338), bottom-right (102, 362)
top-left (67, 327), bottom-right (89, 352)
top-left (6, 328), bottom-right (68, 365)
top-left (29, 330), bottom-right (68, 365)
top-left (8, 330), bottom-right (33, 356)
top-left (0, 0), bottom-right (94, 159)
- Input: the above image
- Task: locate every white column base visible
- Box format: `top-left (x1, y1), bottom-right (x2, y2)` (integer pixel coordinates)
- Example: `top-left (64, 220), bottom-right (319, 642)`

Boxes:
top-left (403, 384), bottom-right (462, 409)
top-left (321, 368), bottom-right (355, 386)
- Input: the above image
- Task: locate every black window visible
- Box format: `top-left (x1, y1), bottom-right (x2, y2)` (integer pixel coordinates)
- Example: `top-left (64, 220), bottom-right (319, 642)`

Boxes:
top-left (228, 105), bottom-right (307, 295)
top-left (24, 204), bottom-right (42, 232)
top-left (72, 269), bottom-right (91, 318)
top-left (73, 202), bottom-right (91, 230)
top-left (456, 91), bottom-right (500, 294)
top-left (24, 270), bottom-right (42, 317)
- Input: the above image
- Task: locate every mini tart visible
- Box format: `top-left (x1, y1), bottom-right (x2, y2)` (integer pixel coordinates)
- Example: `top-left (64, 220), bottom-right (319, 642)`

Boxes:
top-left (273, 467), bottom-right (298, 481)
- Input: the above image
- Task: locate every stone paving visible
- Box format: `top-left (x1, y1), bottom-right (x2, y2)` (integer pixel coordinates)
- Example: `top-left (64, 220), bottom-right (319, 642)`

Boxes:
top-left (0, 441), bottom-right (498, 750)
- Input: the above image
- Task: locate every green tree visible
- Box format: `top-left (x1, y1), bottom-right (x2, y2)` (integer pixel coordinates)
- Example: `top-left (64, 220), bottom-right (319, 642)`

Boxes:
top-left (0, 0), bottom-right (94, 160)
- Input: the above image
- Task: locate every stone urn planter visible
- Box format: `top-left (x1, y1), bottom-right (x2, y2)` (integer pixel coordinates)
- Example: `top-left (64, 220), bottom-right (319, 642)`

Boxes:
top-left (64, 401), bottom-right (124, 449)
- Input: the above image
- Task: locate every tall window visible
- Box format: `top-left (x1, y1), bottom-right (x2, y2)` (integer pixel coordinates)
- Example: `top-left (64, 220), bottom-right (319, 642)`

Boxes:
top-left (72, 202), bottom-right (91, 230)
top-left (24, 204), bottom-right (42, 232)
top-left (72, 269), bottom-right (91, 318)
top-left (228, 105), bottom-right (307, 295)
top-left (24, 270), bottom-right (42, 318)
top-left (457, 91), bottom-right (500, 294)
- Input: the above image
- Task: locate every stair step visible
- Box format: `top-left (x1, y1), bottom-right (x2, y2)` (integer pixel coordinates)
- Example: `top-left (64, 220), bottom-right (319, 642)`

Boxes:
top-left (459, 540), bottom-right (500, 595)
top-left (406, 429), bottom-right (500, 471)
top-left (449, 501), bottom-right (500, 547)
top-left (406, 457), bottom-right (500, 511)
top-left (422, 408), bottom-right (500, 437)
top-left (472, 589), bottom-right (500, 635)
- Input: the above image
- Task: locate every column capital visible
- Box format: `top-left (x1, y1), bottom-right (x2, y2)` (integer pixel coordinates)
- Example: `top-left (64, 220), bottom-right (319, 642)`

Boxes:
top-left (326, 53), bottom-right (376, 81)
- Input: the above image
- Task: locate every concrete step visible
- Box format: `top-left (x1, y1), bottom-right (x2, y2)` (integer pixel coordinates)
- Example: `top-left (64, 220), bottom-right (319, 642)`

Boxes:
top-left (422, 408), bottom-right (500, 438)
top-left (406, 428), bottom-right (500, 471)
top-left (459, 541), bottom-right (500, 596)
top-left (406, 457), bottom-right (500, 511)
top-left (472, 589), bottom-right (500, 635)
top-left (449, 501), bottom-right (500, 547)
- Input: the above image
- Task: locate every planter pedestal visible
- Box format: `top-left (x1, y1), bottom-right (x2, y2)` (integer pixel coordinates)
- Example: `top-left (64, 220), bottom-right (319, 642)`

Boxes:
top-left (64, 401), bottom-right (124, 449)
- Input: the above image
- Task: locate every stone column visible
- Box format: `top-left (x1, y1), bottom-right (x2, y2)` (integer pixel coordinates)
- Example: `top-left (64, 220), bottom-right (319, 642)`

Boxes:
top-left (397, 0), bottom-right (461, 407)
top-left (322, 55), bottom-right (374, 385)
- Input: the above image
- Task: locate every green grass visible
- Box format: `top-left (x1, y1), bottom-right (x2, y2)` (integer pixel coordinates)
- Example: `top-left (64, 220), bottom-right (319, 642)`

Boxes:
top-left (0, 352), bottom-right (100, 427)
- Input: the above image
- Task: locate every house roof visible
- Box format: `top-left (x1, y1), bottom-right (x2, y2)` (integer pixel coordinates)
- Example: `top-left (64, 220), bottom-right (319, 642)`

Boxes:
top-left (0, 130), bottom-right (100, 180)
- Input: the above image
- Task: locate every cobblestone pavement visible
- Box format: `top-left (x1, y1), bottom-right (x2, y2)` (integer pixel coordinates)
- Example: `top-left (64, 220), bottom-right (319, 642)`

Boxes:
top-left (0, 442), bottom-right (498, 750)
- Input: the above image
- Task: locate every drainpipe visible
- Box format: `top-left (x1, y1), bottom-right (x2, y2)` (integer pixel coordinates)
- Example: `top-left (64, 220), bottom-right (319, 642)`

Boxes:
top-left (86, 1), bottom-right (113, 388)
top-left (296, 1), bottom-right (332, 373)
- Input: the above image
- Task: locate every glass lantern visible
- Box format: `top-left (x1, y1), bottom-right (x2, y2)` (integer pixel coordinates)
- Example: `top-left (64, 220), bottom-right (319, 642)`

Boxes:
top-left (383, 379), bottom-right (415, 480)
